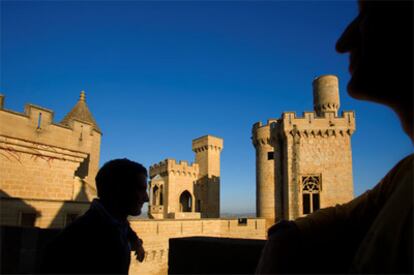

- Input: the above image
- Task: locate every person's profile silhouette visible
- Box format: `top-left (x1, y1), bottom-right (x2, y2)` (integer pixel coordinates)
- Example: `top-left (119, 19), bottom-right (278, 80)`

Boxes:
top-left (256, 0), bottom-right (413, 273)
top-left (39, 158), bottom-right (149, 274)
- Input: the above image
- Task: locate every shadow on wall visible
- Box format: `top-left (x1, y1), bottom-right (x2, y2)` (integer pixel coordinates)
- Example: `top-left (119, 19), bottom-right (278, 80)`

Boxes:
top-left (0, 184), bottom-right (92, 273)
top-left (0, 225), bottom-right (60, 274)
top-left (47, 155), bottom-right (94, 228)
top-left (47, 178), bottom-right (91, 228)
top-left (0, 190), bottom-right (60, 274)
top-left (48, 155), bottom-right (95, 228)
top-left (0, 190), bottom-right (40, 227)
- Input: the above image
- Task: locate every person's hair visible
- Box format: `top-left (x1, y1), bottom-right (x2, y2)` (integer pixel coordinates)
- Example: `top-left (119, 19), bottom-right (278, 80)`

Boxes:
top-left (95, 158), bottom-right (147, 200)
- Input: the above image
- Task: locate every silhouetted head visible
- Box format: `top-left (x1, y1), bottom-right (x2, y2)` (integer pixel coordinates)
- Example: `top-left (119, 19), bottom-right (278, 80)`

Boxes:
top-left (96, 158), bottom-right (149, 217)
top-left (336, 0), bottom-right (413, 139)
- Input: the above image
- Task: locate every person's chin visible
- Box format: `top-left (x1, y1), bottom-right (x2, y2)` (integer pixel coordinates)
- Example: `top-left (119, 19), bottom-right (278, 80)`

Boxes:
top-left (347, 66), bottom-right (373, 101)
top-left (347, 75), bottom-right (365, 100)
top-left (347, 53), bottom-right (372, 100)
top-left (348, 66), bottom-right (389, 106)
top-left (129, 208), bottom-right (142, 216)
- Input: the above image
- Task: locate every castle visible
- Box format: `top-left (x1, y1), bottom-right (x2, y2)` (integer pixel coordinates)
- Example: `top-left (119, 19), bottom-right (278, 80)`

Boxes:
top-left (0, 74), bottom-right (355, 274)
top-left (252, 75), bottom-right (355, 227)
top-left (148, 135), bottom-right (223, 219)
top-left (0, 91), bottom-right (264, 275)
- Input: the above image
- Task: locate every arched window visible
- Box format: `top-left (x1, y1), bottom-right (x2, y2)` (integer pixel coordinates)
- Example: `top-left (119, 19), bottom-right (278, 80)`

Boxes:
top-left (302, 175), bottom-right (321, 215)
top-left (159, 185), bottom-right (163, 206)
top-left (153, 186), bottom-right (159, 205)
top-left (179, 191), bottom-right (192, 212)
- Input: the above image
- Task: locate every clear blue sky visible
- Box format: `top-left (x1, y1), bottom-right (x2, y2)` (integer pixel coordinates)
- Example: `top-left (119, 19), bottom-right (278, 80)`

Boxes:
top-left (1, 1), bottom-right (412, 214)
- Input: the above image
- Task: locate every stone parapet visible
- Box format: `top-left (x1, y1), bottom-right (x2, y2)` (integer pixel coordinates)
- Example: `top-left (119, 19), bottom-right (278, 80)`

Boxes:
top-left (281, 110), bottom-right (356, 136)
top-left (149, 159), bottom-right (199, 178)
top-left (252, 119), bottom-right (279, 147)
top-left (192, 135), bottom-right (223, 153)
top-left (149, 205), bottom-right (164, 213)
top-left (0, 97), bottom-right (100, 154)
top-left (0, 218), bottom-right (267, 275)
top-left (168, 212), bottom-right (201, 219)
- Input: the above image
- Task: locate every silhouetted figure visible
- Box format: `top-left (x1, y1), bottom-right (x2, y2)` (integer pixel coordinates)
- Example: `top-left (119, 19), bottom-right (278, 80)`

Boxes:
top-left (256, 1), bottom-right (413, 274)
top-left (39, 159), bottom-right (149, 274)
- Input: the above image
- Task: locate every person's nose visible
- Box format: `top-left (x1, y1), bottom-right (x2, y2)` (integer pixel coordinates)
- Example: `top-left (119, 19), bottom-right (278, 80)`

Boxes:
top-left (336, 16), bottom-right (360, 53)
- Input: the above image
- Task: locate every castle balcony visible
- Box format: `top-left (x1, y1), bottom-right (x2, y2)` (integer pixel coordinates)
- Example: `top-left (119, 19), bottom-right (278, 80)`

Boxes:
top-left (168, 212), bottom-right (201, 219)
top-left (149, 205), bottom-right (163, 213)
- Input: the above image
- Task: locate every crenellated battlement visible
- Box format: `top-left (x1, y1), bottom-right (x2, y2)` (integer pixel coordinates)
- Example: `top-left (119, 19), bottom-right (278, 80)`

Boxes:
top-left (280, 110), bottom-right (355, 135)
top-left (0, 93), bottom-right (102, 159)
top-left (252, 119), bottom-right (279, 147)
top-left (192, 135), bottom-right (223, 153)
top-left (1, 96), bottom-right (99, 133)
top-left (149, 158), bottom-right (199, 178)
top-left (24, 104), bottom-right (55, 126)
top-left (252, 119), bottom-right (279, 131)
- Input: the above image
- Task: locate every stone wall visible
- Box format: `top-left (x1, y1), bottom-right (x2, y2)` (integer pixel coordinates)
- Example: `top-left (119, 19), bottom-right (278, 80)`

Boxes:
top-left (0, 95), bottom-right (101, 228)
top-left (0, 143), bottom-right (85, 200)
top-left (128, 218), bottom-right (266, 275)
top-left (0, 198), bottom-right (90, 228)
top-left (281, 111), bottom-right (355, 220)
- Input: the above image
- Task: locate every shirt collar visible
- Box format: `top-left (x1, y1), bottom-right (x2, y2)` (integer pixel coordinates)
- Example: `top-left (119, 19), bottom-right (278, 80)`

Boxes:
top-left (91, 199), bottom-right (129, 230)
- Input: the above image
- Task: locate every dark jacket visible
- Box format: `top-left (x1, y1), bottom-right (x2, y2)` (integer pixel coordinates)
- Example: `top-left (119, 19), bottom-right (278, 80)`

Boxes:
top-left (38, 202), bottom-right (134, 274)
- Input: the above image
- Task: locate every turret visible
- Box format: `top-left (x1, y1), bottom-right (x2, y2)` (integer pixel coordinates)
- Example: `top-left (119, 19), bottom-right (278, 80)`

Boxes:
top-left (61, 91), bottom-right (101, 133)
top-left (192, 135), bottom-right (223, 178)
top-left (313, 75), bottom-right (340, 116)
top-left (192, 135), bottom-right (223, 218)
top-left (61, 90), bottom-right (102, 193)
top-left (252, 120), bottom-right (277, 226)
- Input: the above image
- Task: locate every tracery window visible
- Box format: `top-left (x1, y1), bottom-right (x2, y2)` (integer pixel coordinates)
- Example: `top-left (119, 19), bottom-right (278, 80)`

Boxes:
top-left (302, 175), bottom-right (321, 215)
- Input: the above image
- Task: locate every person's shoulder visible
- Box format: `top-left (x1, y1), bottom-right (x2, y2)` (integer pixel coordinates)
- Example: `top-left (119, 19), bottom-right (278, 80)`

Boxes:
top-left (394, 153), bottom-right (413, 169)
top-left (50, 207), bottom-right (102, 244)
top-left (383, 153), bottom-right (413, 186)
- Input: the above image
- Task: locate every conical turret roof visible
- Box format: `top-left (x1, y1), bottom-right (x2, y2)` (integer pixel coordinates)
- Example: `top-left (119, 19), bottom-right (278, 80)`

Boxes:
top-left (61, 91), bottom-right (101, 132)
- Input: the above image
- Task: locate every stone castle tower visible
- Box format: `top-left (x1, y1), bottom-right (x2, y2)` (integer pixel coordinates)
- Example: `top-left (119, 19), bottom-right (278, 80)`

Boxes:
top-left (252, 75), bottom-right (355, 226)
top-left (148, 135), bottom-right (223, 219)
top-left (0, 91), bottom-right (101, 228)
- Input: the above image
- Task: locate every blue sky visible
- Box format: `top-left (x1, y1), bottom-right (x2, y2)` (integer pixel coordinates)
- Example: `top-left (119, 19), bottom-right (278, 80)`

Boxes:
top-left (1, 1), bottom-right (412, 214)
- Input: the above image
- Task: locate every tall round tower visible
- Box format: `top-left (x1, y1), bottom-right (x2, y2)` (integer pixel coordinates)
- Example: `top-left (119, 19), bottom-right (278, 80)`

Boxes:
top-left (252, 121), bottom-right (276, 226)
top-left (313, 75), bottom-right (340, 116)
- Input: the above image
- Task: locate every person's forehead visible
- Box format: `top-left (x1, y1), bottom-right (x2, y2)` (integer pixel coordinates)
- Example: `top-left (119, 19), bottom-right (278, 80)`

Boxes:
top-left (135, 173), bottom-right (148, 188)
top-left (137, 173), bottom-right (147, 181)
